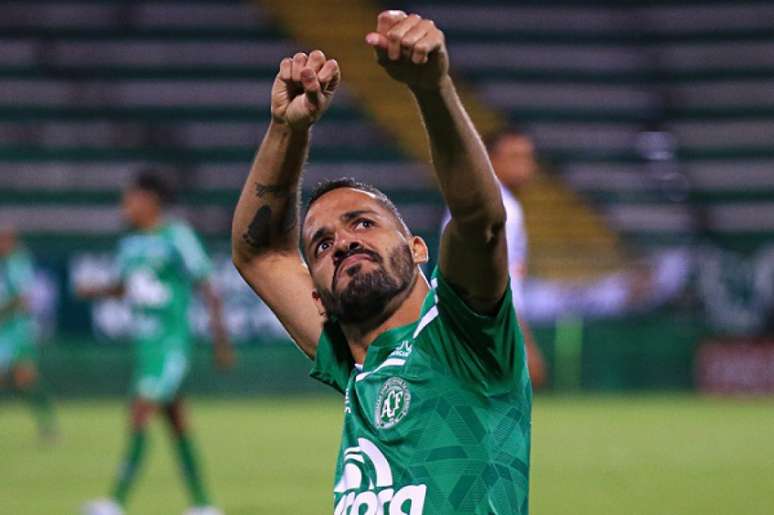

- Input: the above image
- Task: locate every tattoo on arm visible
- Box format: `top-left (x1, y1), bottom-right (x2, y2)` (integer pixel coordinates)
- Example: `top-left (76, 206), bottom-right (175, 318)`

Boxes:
top-left (241, 184), bottom-right (298, 249)
top-left (242, 206), bottom-right (273, 249)
top-left (254, 182), bottom-right (291, 198)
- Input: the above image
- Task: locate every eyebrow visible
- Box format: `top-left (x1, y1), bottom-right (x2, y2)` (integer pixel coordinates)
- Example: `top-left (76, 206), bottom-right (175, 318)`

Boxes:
top-left (340, 209), bottom-right (378, 222)
top-left (308, 226), bottom-right (331, 251)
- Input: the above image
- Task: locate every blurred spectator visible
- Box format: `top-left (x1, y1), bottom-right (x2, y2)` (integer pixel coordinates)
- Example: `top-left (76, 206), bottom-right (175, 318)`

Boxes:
top-left (0, 225), bottom-right (57, 441)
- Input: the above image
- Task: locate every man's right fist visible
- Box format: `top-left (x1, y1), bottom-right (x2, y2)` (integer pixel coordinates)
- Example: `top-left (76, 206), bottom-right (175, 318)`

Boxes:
top-left (271, 50), bottom-right (340, 131)
top-left (366, 10), bottom-right (449, 92)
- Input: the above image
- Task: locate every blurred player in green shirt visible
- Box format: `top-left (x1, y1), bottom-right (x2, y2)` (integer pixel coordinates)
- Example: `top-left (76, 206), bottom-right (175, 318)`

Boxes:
top-left (0, 225), bottom-right (57, 441)
top-left (79, 172), bottom-right (234, 515)
top-left (232, 10), bottom-right (531, 514)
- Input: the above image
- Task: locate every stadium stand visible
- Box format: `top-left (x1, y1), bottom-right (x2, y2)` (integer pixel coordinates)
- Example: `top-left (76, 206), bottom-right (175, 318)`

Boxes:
top-left (261, 0), bottom-right (629, 281)
top-left (0, 0), bottom-right (442, 255)
top-left (405, 1), bottom-right (774, 254)
top-left (1, 0), bottom-right (772, 269)
top-left (5, 1), bottom-right (769, 394)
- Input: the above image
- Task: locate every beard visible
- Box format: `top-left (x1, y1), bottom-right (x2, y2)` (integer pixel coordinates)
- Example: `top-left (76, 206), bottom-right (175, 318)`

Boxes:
top-left (318, 242), bottom-right (416, 325)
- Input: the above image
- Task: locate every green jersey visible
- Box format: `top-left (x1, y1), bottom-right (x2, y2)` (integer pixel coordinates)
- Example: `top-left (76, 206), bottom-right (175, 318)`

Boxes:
top-left (311, 268), bottom-right (532, 515)
top-left (0, 248), bottom-right (35, 345)
top-left (116, 220), bottom-right (212, 355)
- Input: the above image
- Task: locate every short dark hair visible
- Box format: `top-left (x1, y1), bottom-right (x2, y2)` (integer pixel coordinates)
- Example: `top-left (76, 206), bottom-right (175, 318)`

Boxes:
top-left (482, 124), bottom-right (531, 153)
top-left (131, 169), bottom-right (174, 205)
top-left (305, 178), bottom-right (409, 234)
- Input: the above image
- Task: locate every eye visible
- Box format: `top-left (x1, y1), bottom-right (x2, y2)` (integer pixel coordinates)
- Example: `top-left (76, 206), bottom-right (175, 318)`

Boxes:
top-left (315, 239), bottom-right (332, 256)
top-left (355, 218), bottom-right (375, 230)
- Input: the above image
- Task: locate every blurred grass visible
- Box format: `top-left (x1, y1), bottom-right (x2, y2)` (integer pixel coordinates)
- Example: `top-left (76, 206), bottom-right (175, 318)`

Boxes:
top-left (2, 395), bottom-right (773, 514)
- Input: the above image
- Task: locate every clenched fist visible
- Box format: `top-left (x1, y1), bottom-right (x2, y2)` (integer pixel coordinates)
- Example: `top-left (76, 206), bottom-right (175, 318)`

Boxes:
top-left (366, 10), bottom-right (449, 91)
top-left (271, 50), bottom-right (340, 131)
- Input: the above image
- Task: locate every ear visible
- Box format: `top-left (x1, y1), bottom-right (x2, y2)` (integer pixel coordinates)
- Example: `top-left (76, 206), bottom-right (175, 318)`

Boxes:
top-left (311, 290), bottom-right (327, 319)
top-left (410, 235), bottom-right (429, 265)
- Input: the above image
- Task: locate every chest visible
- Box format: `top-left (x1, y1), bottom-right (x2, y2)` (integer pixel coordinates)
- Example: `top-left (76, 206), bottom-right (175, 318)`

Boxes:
top-left (121, 236), bottom-right (185, 308)
top-left (122, 235), bottom-right (178, 275)
top-left (342, 345), bottom-right (461, 445)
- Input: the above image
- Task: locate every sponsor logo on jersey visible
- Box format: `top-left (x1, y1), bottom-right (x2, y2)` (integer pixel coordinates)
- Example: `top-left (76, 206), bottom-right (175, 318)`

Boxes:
top-left (389, 340), bottom-right (413, 359)
top-left (334, 437), bottom-right (426, 514)
top-left (375, 377), bottom-right (411, 430)
top-left (126, 268), bottom-right (171, 307)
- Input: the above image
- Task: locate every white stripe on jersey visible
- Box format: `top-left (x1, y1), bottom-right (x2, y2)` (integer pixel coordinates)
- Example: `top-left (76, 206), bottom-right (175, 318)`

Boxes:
top-left (355, 358), bottom-right (406, 382)
top-left (412, 305), bottom-right (438, 339)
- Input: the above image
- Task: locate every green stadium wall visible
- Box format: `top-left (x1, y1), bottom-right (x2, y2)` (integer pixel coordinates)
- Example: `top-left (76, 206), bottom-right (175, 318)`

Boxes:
top-left (26, 309), bottom-right (705, 399)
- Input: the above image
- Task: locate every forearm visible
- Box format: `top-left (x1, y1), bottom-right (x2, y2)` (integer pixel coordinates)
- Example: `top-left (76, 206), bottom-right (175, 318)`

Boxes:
top-left (232, 120), bottom-right (310, 265)
top-left (415, 76), bottom-right (509, 310)
top-left (413, 77), bottom-right (504, 230)
top-left (202, 285), bottom-right (229, 347)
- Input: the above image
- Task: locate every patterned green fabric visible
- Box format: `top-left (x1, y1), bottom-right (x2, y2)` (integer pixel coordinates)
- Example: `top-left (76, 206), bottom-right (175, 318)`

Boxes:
top-left (0, 248), bottom-right (36, 371)
top-left (311, 267), bottom-right (532, 514)
top-left (116, 220), bottom-right (211, 400)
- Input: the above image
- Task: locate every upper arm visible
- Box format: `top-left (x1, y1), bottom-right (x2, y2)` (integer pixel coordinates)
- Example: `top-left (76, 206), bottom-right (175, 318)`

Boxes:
top-left (439, 210), bottom-right (509, 315)
top-left (234, 253), bottom-right (323, 359)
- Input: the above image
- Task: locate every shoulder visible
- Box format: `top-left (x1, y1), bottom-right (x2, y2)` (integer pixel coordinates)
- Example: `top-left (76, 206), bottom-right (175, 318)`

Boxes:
top-left (169, 220), bottom-right (205, 244)
top-left (166, 219), bottom-right (196, 238)
top-left (416, 267), bottom-right (525, 388)
top-left (117, 232), bottom-right (139, 254)
top-left (166, 220), bottom-right (204, 250)
top-left (416, 267), bottom-right (518, 346)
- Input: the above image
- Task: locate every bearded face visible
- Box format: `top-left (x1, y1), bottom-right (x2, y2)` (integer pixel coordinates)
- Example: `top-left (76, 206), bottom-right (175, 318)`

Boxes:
top-left (302, 187), bottom-right (428, 328)
top-left (317, 242), bottom-right (415, 324)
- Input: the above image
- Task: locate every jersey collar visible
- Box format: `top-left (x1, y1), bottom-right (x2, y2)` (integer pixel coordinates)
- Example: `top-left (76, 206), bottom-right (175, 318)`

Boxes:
top-left (361, 320), bottom-right (417, 371)
top-left (360, 283), bottom-right (437, 372)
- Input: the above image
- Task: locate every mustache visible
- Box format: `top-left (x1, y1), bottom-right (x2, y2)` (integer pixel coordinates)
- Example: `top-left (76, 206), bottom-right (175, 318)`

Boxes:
top-left (332, 248), bottom-right (383, 289)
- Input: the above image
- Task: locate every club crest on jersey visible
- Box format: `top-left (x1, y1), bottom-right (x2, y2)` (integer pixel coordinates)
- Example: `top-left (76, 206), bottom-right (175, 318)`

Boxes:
top-left (375, 377), bottom-right (411, 429)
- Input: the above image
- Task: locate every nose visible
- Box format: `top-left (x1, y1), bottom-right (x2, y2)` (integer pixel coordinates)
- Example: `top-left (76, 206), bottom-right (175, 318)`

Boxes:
top-left (333, 238), bottom-right (363, 263)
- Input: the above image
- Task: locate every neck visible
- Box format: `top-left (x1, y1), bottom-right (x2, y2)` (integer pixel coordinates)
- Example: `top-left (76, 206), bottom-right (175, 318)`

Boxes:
top-left (137, 213), bottom-right (163, 232)
top-left (341, 272), bottom-right (430, 364)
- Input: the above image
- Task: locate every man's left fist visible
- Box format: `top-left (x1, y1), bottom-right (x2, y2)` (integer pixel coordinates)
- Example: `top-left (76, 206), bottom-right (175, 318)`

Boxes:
top-left (366, 10), bottom-right (449, 91)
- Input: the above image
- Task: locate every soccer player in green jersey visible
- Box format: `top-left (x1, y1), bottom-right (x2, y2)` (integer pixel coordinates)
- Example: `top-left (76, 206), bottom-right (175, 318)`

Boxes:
top-left (232, 10), bottom-right (531, 514)
top-left (79, 172), bottom-right (234, 515)
top-left (0, 225), bottom-right (57, 441)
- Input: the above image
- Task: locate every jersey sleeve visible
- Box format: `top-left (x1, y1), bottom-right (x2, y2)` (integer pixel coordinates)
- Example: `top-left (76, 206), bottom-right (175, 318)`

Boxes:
top-left (170, 223), bottom-right (212, 283)
top-left (425, 267), bottom-right (527, 392)
top-left (309, 321), bottom-right (354, 395)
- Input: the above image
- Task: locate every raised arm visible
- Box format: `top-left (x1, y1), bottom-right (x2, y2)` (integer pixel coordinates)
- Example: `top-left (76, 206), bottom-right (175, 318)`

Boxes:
top-left (366, 11), bottom-right (508, 314)
top-left (231, 51), bottom-right (340, 359)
